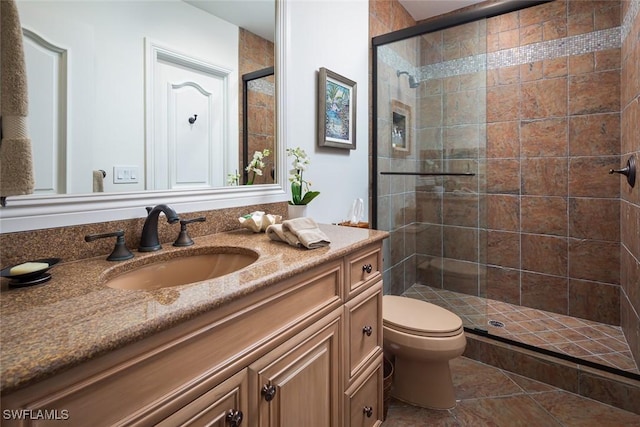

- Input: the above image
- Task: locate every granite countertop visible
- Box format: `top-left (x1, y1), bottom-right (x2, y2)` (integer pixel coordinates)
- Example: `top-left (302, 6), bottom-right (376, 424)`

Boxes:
top-left (0, 224), bottom-right (387, 393)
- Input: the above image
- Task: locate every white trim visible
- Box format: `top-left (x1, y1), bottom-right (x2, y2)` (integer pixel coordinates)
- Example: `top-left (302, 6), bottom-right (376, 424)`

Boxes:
top-left (0, 185), bottom-right (286, 233)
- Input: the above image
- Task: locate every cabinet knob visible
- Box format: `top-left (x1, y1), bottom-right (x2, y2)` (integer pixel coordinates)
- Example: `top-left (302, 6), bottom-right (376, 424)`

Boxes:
top-left (363, 406), bottom-right (373, 418)
top-left (226, 409), bottom-right (243, 426)
top-left (362, 325), bottom-right (373, 336)
top-left (261, 384), bottom-right (277, 402)
top-left (362, 264), bottom-right (373, 274)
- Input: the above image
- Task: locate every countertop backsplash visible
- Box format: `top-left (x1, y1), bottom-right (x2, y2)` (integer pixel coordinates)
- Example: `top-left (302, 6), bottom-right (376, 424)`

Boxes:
top-left (0, 202), bottom-right (288, 266)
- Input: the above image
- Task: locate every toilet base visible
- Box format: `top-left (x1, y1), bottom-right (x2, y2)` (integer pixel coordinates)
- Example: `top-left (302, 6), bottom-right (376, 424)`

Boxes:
top-left (391, 356), bottom-right (457, 410)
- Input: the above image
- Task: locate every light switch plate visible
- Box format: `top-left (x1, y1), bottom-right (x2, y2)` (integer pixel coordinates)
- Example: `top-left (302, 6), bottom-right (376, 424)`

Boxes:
top-left (113, 166), bottom-right (139, 184)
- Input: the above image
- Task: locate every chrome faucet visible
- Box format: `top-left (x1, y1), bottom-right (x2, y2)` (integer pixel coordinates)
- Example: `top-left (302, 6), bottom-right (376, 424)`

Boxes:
top-left (139, 204), bottom-right (180, 252)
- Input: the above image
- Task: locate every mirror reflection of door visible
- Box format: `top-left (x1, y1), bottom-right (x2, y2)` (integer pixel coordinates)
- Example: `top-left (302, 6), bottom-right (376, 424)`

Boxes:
top-left (23, 29), bottom-right (68, 195)
top-left (153, 59), bottom-right (226, 190)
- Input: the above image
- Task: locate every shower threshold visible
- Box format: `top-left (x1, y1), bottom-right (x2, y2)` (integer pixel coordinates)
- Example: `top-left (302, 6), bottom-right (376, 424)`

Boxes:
top-left (403, 284), bottom-right (639, 376)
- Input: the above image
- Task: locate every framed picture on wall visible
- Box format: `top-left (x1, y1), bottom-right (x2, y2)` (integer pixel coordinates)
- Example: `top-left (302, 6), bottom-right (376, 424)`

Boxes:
top-left (317, 67), bottom-right (357, 149)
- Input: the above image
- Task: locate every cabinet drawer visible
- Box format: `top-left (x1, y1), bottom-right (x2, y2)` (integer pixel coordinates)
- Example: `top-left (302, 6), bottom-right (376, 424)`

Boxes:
top-left (345, 244), bottom-right (381, 299)
top-left (344, 281), bottom-right (382, 382)
top-left (344, 353), bottom-right (383, 427)
top-left (156, 369), bottom-right (248, 427)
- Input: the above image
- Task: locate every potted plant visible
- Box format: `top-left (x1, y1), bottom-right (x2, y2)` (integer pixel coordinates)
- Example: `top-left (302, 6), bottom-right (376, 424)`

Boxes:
top-left (287, 147), bottom-right (320, 218)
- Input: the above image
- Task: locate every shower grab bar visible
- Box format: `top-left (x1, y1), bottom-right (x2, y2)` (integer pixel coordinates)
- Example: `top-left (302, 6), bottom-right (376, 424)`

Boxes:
top-left (380, 171), bottom-right (476, 176)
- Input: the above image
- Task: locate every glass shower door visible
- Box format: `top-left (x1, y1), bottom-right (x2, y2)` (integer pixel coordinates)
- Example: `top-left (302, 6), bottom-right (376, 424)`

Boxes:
top-left (374, 19), bottom-right (489, 333)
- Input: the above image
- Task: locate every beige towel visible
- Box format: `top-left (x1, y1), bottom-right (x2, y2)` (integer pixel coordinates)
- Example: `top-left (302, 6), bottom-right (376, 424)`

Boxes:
top-left (0, 0), bottom-right (35, 201)
top-left (266, 217), bottom-right (331, 249)
top-left (266, 223), bottom-right (300, 247)
top-left (93, 170), bottom-right (104, 192)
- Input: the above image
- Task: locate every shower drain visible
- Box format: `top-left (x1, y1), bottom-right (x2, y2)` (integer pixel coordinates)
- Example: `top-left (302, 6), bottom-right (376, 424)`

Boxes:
top-left (488, 320), bottom-right (505, 328)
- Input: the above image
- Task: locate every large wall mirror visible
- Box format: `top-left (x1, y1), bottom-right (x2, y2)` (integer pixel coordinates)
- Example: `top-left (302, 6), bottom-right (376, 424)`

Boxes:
top-left (1, 0), bottom-right (288, 232)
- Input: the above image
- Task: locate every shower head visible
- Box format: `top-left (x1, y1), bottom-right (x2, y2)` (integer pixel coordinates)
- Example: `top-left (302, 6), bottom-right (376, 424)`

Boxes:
top-left (396, 70), bottom-right (420, 89)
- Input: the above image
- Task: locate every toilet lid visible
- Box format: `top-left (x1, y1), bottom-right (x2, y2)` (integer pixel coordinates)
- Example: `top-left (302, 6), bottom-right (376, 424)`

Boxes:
top-left (383, 295), bottom-right (463, 338)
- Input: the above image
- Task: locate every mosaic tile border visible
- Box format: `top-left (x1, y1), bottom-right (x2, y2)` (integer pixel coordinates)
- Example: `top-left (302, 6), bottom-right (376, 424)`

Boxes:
top-left (486, 27), bottom-right (621, 69)
top-left (247, 79), bottom-right (274, 96)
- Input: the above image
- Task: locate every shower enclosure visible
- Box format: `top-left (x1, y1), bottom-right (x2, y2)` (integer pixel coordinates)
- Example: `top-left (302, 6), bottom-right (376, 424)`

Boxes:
top-left (373, 0), bottom-right (640, 377)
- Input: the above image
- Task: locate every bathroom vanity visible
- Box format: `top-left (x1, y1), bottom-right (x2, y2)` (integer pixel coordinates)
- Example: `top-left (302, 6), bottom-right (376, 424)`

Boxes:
top-left (0, 225), bottom-right (387, 426)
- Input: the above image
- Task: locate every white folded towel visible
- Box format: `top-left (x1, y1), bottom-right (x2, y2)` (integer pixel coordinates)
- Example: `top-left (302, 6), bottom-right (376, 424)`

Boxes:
top-left (266, 217), bottom-right (331, 249)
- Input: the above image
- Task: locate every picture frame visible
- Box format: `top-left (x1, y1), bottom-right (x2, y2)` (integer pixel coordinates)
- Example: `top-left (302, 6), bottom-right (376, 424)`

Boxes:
top-left (317, 67), bottom-right (357, 149)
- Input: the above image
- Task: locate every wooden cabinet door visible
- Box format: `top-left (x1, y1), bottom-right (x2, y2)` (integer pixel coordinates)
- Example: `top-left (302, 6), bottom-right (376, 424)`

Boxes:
top-left (249, 309), bottom-right (342, 427)
top-left (156, 369), bottom-right (249, 427)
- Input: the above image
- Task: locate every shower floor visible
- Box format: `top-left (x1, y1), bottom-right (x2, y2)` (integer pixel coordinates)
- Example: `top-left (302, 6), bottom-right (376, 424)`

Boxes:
top-left (403, 284), bottom-right (639, 375)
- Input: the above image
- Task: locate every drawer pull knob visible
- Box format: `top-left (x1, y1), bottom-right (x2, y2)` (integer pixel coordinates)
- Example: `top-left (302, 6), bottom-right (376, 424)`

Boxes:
top-left (363, 406), bottom-right (373, 418)
top-left (362, 264), bottom-right (373, 274)
top-left (362, 325), bottom-right (373, 336)
top-left (226, 409), bottom-right (243, 426)
top-left (262, 384), bottom-right (277, 402)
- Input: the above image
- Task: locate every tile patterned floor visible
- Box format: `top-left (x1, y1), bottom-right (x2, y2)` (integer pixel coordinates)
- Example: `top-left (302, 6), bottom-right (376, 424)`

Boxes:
top-left (382, 356), bottom-right (640, 426)
top-left (402, 284), bottom-right (639, 374)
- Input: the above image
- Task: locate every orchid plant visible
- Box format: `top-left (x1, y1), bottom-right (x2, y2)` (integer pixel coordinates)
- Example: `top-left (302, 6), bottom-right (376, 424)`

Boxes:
top-left (245, 148), bottom-right (271, 185)
top-left (287, 147), bottom-right (320, 205)
top-left (227, 148), bottom-right (271, 186)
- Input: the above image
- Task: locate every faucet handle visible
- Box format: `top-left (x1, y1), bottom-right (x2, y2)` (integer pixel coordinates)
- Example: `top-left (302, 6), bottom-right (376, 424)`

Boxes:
top-left (173, 217), bottom-right (206, 247)
top-left (85, 230), bottom-right (134, 261)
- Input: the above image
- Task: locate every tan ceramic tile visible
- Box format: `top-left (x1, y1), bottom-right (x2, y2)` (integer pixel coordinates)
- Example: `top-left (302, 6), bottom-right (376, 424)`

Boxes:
top-left (521, 157), bottom-right (568, 196)
top-left (521, 272), bottom-right (569, 314)
top-left (520, 196), bottom-right (568, 236)
top-left (486, 121), bottom-right (519, 158)
top-left (521, 78), bottom-right (568, 119)
top-left (451, 357), bottom-right (523, 399)
top-left (487, 159), bottom-right (521, 194)
top-left (453, 395), bottom-right (562, 426)
top-left (569, 113), bottom-right (620, 156)
top-left (487, 85), bottom-right (519, 122)
top-left (569, 71), bottom-right (620, 115)
top-left (520, 118), bottom-right (568, 157)
top-left (521, 234), bottom-right (568, 276)
top-left (531, 390), bottom-right (640, 426)
top-left (569, 197), bottom-right (620, 241)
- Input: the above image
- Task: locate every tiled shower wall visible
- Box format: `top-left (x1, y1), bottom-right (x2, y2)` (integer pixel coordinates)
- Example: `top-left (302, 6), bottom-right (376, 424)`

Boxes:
top-left (621, 0), bottom-right (640, 372)
top-left (375, 0), bottom-right (639, 365)
top-left (483, 0), bottom-right (624, 324)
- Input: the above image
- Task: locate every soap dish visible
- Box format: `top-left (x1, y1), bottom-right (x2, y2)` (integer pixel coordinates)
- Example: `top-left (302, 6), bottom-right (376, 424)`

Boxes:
top-left (0, 258), bottom-right (61, 288)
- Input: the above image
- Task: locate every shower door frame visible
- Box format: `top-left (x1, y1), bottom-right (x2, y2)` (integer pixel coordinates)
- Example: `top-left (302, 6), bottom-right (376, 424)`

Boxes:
top-left (371, 0), bottom-right (640, 380)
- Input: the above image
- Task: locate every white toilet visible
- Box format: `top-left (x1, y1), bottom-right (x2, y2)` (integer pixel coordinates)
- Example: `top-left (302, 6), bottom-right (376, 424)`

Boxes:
top-left (383, 295), bottom-right (466, 410)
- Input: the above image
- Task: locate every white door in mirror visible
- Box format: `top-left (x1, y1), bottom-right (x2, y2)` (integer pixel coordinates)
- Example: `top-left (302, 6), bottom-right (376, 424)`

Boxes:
top-left (151, 50), bottom-right (228, 190)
